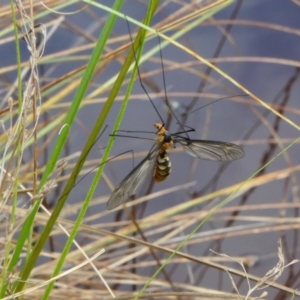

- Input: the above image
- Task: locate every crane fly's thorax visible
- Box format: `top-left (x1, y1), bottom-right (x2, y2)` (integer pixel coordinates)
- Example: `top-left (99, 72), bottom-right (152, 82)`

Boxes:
top-left (154, 123), bottom-right (174, 150)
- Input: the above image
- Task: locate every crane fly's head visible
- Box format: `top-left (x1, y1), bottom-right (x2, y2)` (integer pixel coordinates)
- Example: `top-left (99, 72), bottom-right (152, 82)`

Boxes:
top-left (154, 123), bottom-right (166, 134)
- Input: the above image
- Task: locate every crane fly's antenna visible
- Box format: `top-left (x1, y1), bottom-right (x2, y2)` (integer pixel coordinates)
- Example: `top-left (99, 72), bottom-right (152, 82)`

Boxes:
top-left (125, 17), bottom-right (165, 127)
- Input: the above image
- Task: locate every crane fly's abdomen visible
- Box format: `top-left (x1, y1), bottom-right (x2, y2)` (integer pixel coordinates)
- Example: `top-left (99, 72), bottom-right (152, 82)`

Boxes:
top-left (154, 149), bottom-right (172, 182)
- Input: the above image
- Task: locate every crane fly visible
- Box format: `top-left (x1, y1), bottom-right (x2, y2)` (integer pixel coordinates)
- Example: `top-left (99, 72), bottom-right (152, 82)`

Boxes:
top-left (107, 123), bottom-right (244, 210)
top-left (107, 20), bottom-right (244, 210)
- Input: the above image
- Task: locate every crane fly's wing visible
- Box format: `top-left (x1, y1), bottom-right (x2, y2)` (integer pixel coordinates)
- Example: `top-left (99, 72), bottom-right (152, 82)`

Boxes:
top-left (176, 138), bottom-right (244, 161)
top-left (107, 148), bottom-right (158, 210)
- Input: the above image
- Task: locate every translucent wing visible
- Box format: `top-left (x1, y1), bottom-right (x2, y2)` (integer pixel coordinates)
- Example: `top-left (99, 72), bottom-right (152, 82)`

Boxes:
top-left (107, 148), bottom-right (158, 210)
top-left (176, 138), bottom-right (244, 161)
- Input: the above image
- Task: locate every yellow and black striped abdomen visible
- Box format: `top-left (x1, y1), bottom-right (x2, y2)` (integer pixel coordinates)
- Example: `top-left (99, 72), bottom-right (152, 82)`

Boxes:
top-left (154, 149), bottom-right (172, 182)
